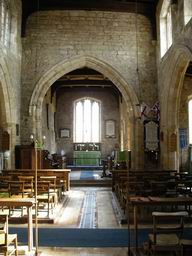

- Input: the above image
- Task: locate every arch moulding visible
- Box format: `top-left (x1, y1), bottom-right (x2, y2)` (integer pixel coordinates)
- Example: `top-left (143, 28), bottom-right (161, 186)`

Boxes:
top-left (0, 55), bottom-right (15, 168)
top-left (160, 44), bottom-right (192, 170)
top-left (29, 55), bottom-right (142, 169)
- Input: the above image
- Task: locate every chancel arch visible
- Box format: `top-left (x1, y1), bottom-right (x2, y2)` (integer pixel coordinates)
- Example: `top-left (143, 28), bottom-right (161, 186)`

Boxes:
top-left (29, 55), bottom-right (142, 169)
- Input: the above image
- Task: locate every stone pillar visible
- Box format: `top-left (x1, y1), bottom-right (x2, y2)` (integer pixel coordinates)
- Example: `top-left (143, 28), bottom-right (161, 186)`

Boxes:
top-left (131, 117), bottom-right (144, 170)
top-left (2, 122), bottom-right (17, 169)
top-left (161, 126), bottom-right (178, 170)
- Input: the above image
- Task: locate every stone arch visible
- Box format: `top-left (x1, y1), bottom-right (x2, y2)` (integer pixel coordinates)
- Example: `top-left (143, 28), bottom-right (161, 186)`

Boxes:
top-left (0, 55), bottom-right (15, 168)
top-left (0, 61), bottom-right (13, 125)
top-left (160, 44), bottom-right (192, 170)
top-left (29, 55), bottom-right (141, 168)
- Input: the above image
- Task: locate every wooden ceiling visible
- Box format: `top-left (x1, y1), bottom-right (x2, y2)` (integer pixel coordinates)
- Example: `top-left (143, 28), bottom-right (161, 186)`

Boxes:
top-left (21, 0), bottom-right (159, 37)
top-left (52, 68), bottom-right (114, 88)
top-left (51, 68), bottom-right (122, 99)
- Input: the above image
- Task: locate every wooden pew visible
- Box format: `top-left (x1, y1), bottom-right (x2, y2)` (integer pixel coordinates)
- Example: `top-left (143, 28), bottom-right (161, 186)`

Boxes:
top-left (2, 168), bottom-right (71, 191)
top-left (111, 169), bottom-right (179, 212)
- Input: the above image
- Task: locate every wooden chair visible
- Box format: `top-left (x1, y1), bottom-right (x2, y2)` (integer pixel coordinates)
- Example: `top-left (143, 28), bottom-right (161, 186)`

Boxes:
top-left (18, 176), bottom-right (34, 197)
top-left (39, 176), bottom-right (59, 204)
top-left (0, 214), bottom-right (18, 256)
top-left (148, 211), bottom-right (188, 255)
top-left (36, 181), bottom-right (54, 218)
top-left (180, 239), bottom-right (192, 256)
top-left (0, 176), bottom-right (11, 195)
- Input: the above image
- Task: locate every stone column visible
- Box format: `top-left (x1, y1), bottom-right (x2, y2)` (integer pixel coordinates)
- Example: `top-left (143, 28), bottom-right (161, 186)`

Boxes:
top-left (2, 122), bottom-right (18, 169)
top-left (131, 117), bottom-right (144, 170)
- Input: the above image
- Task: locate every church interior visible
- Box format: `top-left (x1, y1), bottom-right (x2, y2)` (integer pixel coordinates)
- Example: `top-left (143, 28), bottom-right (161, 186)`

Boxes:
top-left (0, 0), bottom-right (192, 255)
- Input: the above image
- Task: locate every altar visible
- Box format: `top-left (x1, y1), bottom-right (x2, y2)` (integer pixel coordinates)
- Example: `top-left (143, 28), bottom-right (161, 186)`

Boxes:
top-left (74, 151), bottom-right (101, 166)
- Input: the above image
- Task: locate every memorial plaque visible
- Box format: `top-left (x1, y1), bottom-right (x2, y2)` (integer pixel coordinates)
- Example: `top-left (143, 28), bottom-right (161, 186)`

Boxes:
top-left (106, 120), bottom-right (115, 138)
top-left (145, 121), bottom-right (159, 151)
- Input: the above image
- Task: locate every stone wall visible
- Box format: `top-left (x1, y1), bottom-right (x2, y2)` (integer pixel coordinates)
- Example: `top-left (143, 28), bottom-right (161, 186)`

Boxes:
top-left (55, 87), bottom-right (120, 159)
top-left (21, 10), bottom-right (157, 147)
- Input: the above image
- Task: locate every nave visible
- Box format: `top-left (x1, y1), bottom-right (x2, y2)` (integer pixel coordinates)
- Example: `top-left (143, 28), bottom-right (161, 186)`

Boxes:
top-left (1, 167), bottom-right (192, 256)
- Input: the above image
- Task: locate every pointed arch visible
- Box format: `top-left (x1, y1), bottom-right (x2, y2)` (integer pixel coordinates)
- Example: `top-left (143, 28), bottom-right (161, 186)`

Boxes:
top-left (0, 57), bottom-right (13, 126)
top-left (29, 55), bottom-right (139, 118)
top-left (0, 54), bottom-right (15, 168)
top-left (29, 55), bottom-right (141, 168)
top-left (160, 44), bottom-right (192, 169)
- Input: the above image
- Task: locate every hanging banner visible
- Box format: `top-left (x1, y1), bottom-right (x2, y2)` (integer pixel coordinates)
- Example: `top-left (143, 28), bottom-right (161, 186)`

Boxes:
top-left (179, 128), bottom-right (188, 149)
top-left (140, 102), bottom-right (150, 122)
top-left (151, 101), bottom-right (160, 121)
top-left (140, 101), bottom-right (160, 122)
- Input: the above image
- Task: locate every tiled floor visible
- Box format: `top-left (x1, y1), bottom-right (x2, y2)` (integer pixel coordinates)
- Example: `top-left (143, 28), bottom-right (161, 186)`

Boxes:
top-left (39, 186), bottom-right (127, 255)
top-left (35, 185), bottom-right (127, 255)
top-left (48, 186), bottom-right (125, 228)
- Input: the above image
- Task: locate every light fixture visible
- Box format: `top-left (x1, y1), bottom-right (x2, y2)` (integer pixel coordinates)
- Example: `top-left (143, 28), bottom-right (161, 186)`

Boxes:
top-left (32, 1), bottom-right (42, 255)
top-left (30, 133), bottom-right (46, 256)
top-left (127, 2), bottom-right (140, 255)
top-left (135, 0), bottom-right (141, 114)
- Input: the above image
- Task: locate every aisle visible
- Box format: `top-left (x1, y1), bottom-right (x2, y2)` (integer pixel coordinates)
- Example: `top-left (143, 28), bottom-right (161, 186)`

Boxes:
top-left (54, 187), bottom-right (124, 228)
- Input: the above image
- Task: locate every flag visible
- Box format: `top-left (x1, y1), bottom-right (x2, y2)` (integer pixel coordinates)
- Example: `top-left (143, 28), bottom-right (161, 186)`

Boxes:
top-left (140, 102), bottom-right (150, 122)
top-left (151, 101), bottom-right (160, 121)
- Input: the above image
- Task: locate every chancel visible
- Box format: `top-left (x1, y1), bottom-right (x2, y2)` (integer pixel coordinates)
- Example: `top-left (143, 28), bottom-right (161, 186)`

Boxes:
top-left (0, 0), bottom-right (192, 255)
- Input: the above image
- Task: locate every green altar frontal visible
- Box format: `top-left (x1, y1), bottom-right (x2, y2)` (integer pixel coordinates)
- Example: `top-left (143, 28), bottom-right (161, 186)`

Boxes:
top-left (74, 151), bottom-right (101, 166)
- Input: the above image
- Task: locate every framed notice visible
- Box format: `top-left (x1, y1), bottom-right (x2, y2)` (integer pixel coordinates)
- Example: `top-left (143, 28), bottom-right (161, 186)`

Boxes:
top-left (106, 120), bottom-right (116, 138)
top-left (60, 128), bottom-right (70, 138)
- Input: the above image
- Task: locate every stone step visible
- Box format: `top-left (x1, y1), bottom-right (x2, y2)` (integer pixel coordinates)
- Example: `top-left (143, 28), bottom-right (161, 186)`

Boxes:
top-left (71, 179), bottom-right (112, 187)
top-left (67, 165), bottom-right (102, 171)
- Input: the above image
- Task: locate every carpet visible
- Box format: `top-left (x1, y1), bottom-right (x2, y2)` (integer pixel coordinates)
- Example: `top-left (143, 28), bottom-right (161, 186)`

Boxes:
top-left (80, 171), bottom-right (98, 180)
top-left (79, 191), bottom-right (96, 228)
top-left (9, 227), bottom-right (192, 247)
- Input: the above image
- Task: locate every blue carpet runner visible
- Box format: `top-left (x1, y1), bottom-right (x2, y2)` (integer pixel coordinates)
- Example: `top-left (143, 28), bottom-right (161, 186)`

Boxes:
top-left (9, 227), bottom-right (192, 247)
top-left (79, 191), bottom-right (96, 228)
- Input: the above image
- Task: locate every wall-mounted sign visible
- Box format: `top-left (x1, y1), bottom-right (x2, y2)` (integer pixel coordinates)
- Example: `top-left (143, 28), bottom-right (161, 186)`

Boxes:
top-left (105, 120), bottom-right (115, 138)
top-left (60, 128), bottom-right (70, 138)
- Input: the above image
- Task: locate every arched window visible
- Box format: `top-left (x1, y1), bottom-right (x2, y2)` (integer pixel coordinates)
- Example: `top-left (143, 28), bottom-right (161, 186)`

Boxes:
top-left (74, 98), bottom-right (100, 142)
top-left (160, 0), bottom-right (172, 57)
top-left (0, 0), bottom-right (10, 47)
top-left (188, 99), bottom-right (192, 144)
top-left (184, 0), bottom-right (192, 25)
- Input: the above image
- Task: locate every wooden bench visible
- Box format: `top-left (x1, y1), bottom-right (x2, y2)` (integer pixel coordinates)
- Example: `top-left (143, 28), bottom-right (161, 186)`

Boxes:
top-left (2, 168), bottom-right (71, 191)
